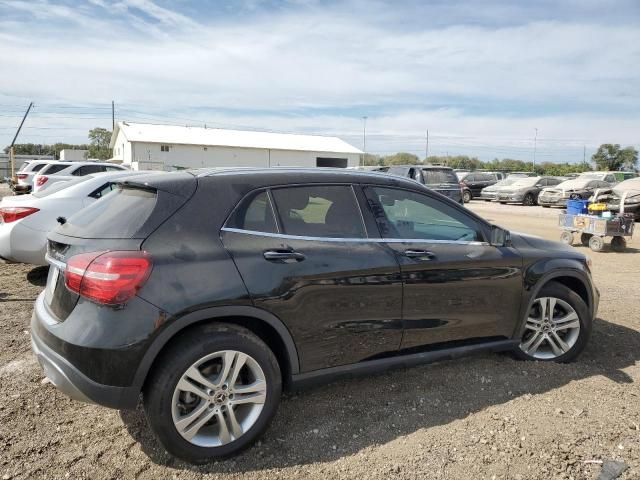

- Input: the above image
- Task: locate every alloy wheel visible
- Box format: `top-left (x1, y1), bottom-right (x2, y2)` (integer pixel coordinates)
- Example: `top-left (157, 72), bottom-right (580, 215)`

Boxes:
top-left (171, 350), bottom-right (267, 447)
top-left (519, 297), bottom-right (581, 360)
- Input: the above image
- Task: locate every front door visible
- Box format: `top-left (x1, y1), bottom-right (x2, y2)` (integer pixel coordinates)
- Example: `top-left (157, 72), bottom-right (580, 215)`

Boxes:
top-left (362, 185), bottom-right (523, 350)
top-left (221, 185), bottom-right (403, 372)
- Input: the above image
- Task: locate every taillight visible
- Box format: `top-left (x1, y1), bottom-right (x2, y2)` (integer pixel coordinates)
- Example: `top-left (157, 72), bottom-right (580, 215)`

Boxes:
top-left (64, 251), bottom-right (153, 305)
top-left (17, 174), bottom-right (27, 180)
top-left (0, 207), bottom-right (40, 223)
top-left (36, 176), bottom-right (48, 187)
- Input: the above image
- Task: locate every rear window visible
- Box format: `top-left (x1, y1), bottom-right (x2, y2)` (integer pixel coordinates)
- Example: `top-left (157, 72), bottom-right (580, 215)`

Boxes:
top-left (422, 169), bottom-right (458, 185)
top-left (64, 186), bottom-right (157, 238)
top-left (42, 164), bottom-right (69, 175)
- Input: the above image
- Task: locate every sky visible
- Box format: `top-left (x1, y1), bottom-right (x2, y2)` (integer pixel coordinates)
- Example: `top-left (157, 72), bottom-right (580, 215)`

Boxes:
top-left (0, 0), bottom-right (639, 162)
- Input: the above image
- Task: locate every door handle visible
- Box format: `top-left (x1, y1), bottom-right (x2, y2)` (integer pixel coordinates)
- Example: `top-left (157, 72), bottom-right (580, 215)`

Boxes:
top-left (403, 249), bottom-right (435, 259)
top-left (263, 250), bottom-right (306, 263)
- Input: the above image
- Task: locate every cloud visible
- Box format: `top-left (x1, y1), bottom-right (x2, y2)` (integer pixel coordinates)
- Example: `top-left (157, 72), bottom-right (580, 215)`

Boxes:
top-left (0, 0), bottom-right (638, 160)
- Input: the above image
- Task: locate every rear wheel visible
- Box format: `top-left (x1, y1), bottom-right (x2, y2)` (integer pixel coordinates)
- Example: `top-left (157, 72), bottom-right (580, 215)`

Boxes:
top-left (462, 190), bottom-right (472, 203)
top-left (580, 233), bottom-right (592, 246)
top-left (143, 324), bottom-right (282, 463)
top-left (559, 231), bottom-right (573, 245)
top-left (515, 282), bottom-right (591, 363)
top-left (589, 235), bottom-right (604, 252)
top-left (611, 236), bottom-right (626, 252)
top-left (523, 193), bottom-right (536, 206)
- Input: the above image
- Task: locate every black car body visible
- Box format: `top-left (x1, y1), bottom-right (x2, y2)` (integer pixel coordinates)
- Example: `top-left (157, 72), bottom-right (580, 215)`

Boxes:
top-left (386, 165), bottom-right (463, 203)
top-left (31, 168), bottom-right (598, 462)
top-left (457, 172), bottom-right (500, 201)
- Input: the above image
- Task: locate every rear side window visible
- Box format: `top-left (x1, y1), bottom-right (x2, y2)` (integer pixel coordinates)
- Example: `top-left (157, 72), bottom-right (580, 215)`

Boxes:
top-left (422, 169), bottom-right (458, 185)
top-left (42, 164), bottom-right (69, 175)
top-left (271, 185), bottom-right (365, 238)
top-left (226, 191), bottom-right (277, 233)
top-left (72, 165), bottom-right (105, 176)
top-left (64, 187), bottom-right (157, 238)
top-left (32, 163), bottom-right (49, 172)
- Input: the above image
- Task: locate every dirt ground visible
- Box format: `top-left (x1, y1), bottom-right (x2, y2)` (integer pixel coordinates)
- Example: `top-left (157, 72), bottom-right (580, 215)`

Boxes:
top-left (1, 185), bottom-right (639, 480)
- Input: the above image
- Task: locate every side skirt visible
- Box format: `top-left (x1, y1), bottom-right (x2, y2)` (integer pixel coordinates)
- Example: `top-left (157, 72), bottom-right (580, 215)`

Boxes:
top-left (289, 339), bottom-right (519, 390)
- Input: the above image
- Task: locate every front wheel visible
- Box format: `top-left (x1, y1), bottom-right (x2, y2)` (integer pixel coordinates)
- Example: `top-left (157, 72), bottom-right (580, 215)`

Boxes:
top-left (515, 282), bottom-right (591, 363)
top-left (462, 190), bottom-right (472, 203)
top-left (523, 193), bottom-right (536, 206)
top-left (143, 324), bottom-right (282, 463)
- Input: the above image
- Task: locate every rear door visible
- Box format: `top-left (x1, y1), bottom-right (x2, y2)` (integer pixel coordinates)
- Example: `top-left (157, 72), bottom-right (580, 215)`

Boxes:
top-left (221, 184), bottom-right (403, 372)
top-left (362, 185), bottom-right (523, 350)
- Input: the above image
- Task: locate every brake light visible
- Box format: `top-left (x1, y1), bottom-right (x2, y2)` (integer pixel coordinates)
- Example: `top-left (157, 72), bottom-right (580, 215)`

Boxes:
top-left (17, 174), bottom-right (27, 180)
top-left (64, 251), bottom-right (153, 305)
top-left (0, 207), bottom-right (40, 223)
top-left (36, 176), bottom-right (48, 187)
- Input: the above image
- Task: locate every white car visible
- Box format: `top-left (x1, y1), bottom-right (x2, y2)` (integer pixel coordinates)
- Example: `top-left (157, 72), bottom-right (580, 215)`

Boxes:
top-left (0, 170), bottom-right (150, 265)
top-left (13, 160), bottom-right (59, 194)
top-left (32, 161), bottom-right (128, 193)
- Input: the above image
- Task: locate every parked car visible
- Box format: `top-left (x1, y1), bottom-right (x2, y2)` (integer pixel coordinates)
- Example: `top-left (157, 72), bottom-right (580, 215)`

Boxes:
top-left (458, 172), bottom-right (498, 201)
top-left (477, 177), bottom-right (521, 201)
top-left (0, 170), bottom-right (150, 265)
top-left (494, 176), bottom-right (564, 206)
top-left (387, 165), bottom-right (463, 203)
top-left (32, 161), bottom-right (128, 193)
top-left (31, 168), bottom-right (598, 462)
top-left (538, 178), bottom-right (612, 207)
top-left (577, 171), bottom-right (618, 184)
top-left (12, 160), bottom-right (59, 194)
top-left (605, 177), bottom-right (640, 220)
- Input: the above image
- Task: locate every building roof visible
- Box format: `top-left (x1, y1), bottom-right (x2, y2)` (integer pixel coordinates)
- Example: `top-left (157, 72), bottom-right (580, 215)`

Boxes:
top-left (110, 122), bottom-right (363, 155)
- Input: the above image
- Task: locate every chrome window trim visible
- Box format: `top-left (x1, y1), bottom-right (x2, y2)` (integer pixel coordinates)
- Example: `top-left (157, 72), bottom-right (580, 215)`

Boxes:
top-left (220, 227), bottom-right (489, 246)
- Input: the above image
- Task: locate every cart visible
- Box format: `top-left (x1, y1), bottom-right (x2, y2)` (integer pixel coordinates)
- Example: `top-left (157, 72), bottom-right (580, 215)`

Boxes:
top-left (558, 213), bottom-right (635, 252)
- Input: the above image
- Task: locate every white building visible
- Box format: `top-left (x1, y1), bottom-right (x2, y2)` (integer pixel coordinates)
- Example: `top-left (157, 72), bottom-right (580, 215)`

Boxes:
top-left (59, 149), bottom-right (88, 161)
top-left (109, 122), bottom-right (362, 171)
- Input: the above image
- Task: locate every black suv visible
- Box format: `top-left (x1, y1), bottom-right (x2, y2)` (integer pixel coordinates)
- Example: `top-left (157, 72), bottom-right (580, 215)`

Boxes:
top-left (386, 165), bottom-right (463, 203)
top-left (31, 168), bottom-right (598, 463)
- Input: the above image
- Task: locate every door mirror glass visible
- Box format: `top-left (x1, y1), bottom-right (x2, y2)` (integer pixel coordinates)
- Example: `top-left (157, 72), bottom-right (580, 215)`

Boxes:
top-left (490, 225), bottom-right (510, 247)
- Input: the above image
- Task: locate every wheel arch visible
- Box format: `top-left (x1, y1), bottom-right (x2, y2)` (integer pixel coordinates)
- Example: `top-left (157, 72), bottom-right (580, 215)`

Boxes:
top-left (132, 306), bottom-right (300, 397)
top-left (515, 265), bottom-right (595, 339)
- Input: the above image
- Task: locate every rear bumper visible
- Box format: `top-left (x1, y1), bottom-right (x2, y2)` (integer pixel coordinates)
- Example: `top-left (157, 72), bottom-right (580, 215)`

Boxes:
top-left (30, 292), bottom-right (140, 409)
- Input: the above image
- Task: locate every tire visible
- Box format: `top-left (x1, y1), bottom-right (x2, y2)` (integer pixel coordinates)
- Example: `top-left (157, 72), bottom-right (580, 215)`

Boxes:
top-left (514, 281), bottom-right (591, 363)
top-left (589, 235), bottom-right (604, 252)
top-left (462, 190), bottom-right (472, 203)
top-left (559, 231), bottom-right (573, 245)
top-left (611, 236), bottom-right (626, 252)
top-left (143, 323), bottom-right (282, 463)
top-left (580, 233), bottom-right (592, 246)
top-left (542, 205), bottom-right (550, 208)
top-left (523, 193), bottom-right (535, 206)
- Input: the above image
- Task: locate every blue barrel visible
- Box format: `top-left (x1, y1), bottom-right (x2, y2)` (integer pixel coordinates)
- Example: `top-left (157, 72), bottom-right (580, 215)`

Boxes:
top-left (567, 199), bottom-right (589, 215)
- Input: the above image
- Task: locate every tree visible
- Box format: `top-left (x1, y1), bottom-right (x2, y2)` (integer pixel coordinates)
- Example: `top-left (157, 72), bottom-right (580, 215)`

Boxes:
top-left (362, 153), bottom-right (382, 166)
top-left (87, 127), bottom-right (112, 160)
top-left (382, 152), bottom-right (420, 165)
top-left (592, 144), bottom-right (638, 171)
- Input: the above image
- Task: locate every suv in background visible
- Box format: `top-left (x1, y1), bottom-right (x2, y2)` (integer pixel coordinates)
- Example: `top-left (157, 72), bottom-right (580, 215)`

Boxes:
top-left (12, 160), bottom-right (58, 194)
top-left (387, 165), bottom-right (463, 203)
top-left (32, 161), bottom-right (128, 192)
top-left (458, 172), bottom-right (499, 202)
top-left (32, 168), bottom-right (597, 462)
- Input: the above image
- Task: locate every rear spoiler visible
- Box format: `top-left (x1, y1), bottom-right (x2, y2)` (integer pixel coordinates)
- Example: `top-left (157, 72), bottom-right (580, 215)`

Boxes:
top-left (116, 171), bottom-right (197, 198)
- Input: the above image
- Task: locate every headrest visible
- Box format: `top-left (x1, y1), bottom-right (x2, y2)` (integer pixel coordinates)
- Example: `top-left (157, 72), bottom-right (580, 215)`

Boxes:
top-left (286, 189), bottom-right (310, 210)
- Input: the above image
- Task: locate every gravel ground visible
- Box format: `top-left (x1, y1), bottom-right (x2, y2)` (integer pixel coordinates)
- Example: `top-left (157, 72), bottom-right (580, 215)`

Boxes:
top-left (1, 186), bottom-right (639, 480)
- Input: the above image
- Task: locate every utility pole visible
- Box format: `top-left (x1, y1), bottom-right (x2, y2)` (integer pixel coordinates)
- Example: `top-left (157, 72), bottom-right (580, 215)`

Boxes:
top-left (425, 129), bottom-right (429, 163)
top-left (112, 100), bottom-right (115, 131)
top-left (583, 145), bottom-right (586, 167)
top-left (533, 128), bottom-right (538, 172)
top-left (9, 102), bottom-right (34, 181)
top-left (362, 116), bottom-right (368, 167)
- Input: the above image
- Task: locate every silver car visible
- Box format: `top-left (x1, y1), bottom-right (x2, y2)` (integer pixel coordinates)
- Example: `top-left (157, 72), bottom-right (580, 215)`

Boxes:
top-left (494, 176), bottom-right (564, 206)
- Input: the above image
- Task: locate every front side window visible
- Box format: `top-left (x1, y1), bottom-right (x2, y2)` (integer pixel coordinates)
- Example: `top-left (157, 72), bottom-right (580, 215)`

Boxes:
top-left (271, 185), bottom-right (365, 238)
top-left (226, 191), bottom-right (277, 233)
top-left (365, 186), bottom-right (481, 242)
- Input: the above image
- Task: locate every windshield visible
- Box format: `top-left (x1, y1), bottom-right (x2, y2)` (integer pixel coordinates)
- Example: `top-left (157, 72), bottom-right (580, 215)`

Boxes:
top-left (492, 178), bottom-right (519, 188)
top-left (578, 173), bottom-right (602, 180)
top-left (556, 179), bottom-right (590, 189)
top-left (509, 177), bottom-right (539, 188)
top-left (422, 169), bottom-right (458, 185)
top-left (33, 177), bottom-right (90, 197)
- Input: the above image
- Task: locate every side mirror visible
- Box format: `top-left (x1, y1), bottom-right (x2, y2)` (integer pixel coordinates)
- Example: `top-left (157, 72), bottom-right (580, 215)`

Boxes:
top-left (490, 225), bottom-right (511, 247)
